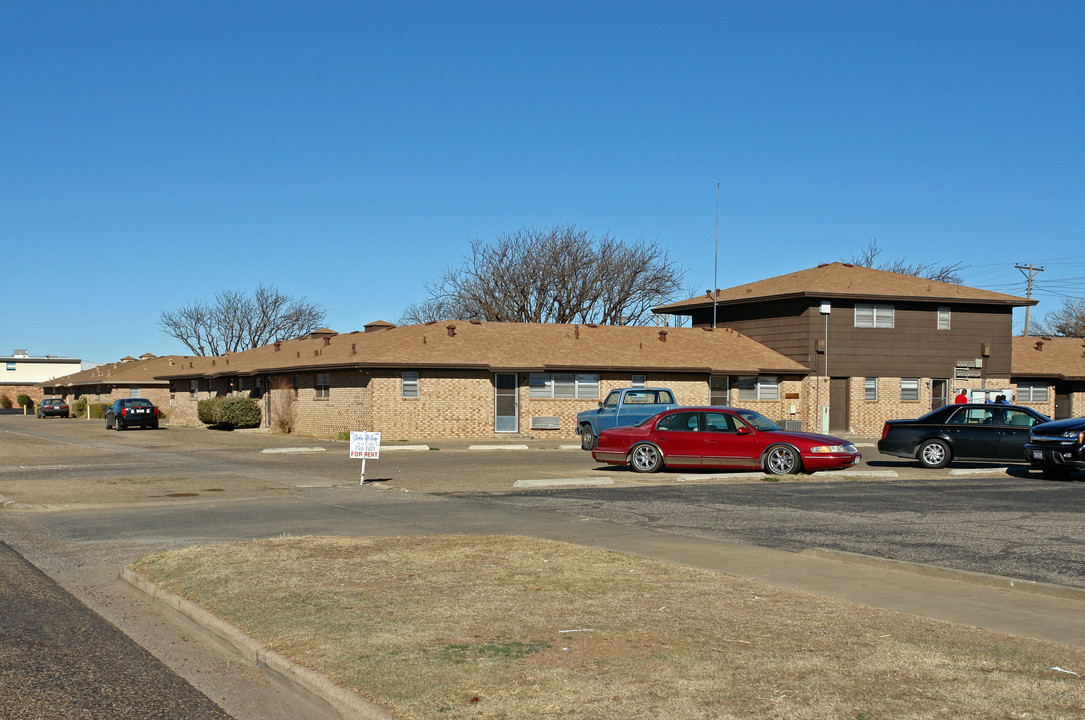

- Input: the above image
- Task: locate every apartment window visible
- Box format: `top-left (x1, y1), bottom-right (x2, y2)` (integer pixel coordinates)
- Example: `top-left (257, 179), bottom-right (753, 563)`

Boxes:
top-left (528, 373), bottom-right (600, 399)
top-left (1017, 380), bottom-right (1049, 402)
top-left (710, 376), bottom-right (729, 405)
top-left (631, 374), bottom-right (646, 388)
top-left (937, 307), bottom-right (951, 330)
top-left (864, 377), bottom-right (878, 401)
top-left (5, 362), bottom-right (14, 371)
top-left (901, 378), bottom-right (920, 402)
top-left (189, 380), bottom-right (198, 399)
top-left (736, 375), bottom-right (779, 401)
top-left (854, 303), bottom-right (895, 328)
top-left (401, 371), bottom-right (419, 398)
top-left (315, 372), bottom-right (330, 399)
top-left (129, 386), bottom-right (140, 398)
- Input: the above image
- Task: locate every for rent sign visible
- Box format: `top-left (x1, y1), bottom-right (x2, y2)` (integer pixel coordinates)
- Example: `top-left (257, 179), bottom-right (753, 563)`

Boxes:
top-left (349, 431), bottom-right (381, 459)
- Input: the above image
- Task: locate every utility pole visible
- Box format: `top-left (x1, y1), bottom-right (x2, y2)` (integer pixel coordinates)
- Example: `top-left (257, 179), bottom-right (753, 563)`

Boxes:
top-left (1015, 263), bottom-right (1044, 336)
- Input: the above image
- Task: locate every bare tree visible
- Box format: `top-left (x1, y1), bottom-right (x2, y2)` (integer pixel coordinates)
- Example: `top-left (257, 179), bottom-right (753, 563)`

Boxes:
top-left (845, 237), bottom-right (966, 284)
top-left (160, 285), bottom-right (327, 355)
top-left (1031, 298), bottom-right (1085, 337)
top-left (400, 225), bottom-right (686, 325)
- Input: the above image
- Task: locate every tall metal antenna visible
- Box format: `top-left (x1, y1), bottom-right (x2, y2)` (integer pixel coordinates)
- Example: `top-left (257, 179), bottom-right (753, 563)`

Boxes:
top-left (713, 181), bottom-right (719, 329)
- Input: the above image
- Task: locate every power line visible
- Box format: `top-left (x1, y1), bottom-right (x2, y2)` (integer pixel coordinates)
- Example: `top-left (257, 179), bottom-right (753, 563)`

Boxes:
top-left (1015, 264), bottom-right (1044, 337)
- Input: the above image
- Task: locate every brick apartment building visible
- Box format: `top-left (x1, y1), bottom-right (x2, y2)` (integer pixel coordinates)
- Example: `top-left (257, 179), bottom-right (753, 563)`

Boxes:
top-left (38, 264), bottom-right (1085, 439)
top-left (654, 262), bottom-right (1057, 435)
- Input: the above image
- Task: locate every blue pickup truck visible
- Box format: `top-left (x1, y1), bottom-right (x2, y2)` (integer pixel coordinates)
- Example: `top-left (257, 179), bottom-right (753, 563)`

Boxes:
top-left (576, 387), bottom-right (677, 450)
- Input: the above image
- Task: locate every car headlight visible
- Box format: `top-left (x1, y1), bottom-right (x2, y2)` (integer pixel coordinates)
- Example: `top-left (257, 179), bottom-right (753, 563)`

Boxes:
top-left (1061, 430), bottom-right (1085, 443)
top-left (809, 444), bottom-right (855, 454)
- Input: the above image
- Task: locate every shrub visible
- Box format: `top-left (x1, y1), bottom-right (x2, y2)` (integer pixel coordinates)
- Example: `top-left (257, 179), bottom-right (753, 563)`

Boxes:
top-left (89, 403), bottom-right (110, 419)
top-left (74, 397), bottom-right (88, 416)
top-left (0, 395), bottom-right (12, 409)
top-left (198, 397), bottom-right (261, 430)
top-left (16, 394), bottom-right (32, 409)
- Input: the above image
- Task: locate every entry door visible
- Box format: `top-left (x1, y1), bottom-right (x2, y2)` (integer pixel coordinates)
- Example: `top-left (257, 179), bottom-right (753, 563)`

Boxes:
top-left (494, 373), bottom-right (518, 433)
top-left (829, 377), bottom-right (849, 432)
top-left (1055, 381), bottom-right (1071, 420)
top-left (931, 378), bottom-right (949, 410)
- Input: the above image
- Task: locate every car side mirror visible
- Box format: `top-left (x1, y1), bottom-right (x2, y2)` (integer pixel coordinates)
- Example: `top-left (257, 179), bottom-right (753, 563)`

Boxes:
top-left (736, 426), bottom-right (751, 436)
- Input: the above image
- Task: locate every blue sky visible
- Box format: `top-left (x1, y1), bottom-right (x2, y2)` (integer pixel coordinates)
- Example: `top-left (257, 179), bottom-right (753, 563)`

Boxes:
top-left (4, 1), bottom-right (1083, 363)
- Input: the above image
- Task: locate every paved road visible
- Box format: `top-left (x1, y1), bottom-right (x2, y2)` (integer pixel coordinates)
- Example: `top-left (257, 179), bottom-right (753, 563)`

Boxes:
top-left (0, 540), bottom-right (232, 720)
top-left (3, 415), bottom-right (1084, 718)
top-left (463, 474), bottom-right (1085, 589)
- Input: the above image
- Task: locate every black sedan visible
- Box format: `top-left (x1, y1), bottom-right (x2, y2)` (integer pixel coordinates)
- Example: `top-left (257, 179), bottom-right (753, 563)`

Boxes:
top-left (37, 398), bottom-right (69, 418)
top-left (105, 398), bottom-right (160, 430)
top-left (877, 403), bottom-right (1050, 468)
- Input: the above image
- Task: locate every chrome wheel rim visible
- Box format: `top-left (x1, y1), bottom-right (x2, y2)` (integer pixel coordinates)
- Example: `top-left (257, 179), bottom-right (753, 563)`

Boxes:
top-left (767, 447), bottom-right (797, 474)
top-left (921, 443), bottom-right (945, 466)
top-left (631, 445), bottom-right (659, 471)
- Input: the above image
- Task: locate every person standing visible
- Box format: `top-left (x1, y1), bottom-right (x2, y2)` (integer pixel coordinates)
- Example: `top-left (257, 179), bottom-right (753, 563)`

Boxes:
top-left (954, 390), bottom-right (968, 404)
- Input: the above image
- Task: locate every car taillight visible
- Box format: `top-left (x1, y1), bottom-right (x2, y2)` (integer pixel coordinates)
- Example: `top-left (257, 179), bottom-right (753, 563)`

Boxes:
top-left (153, 407), bottom-right (158, 416)
top-left (881, 424), bottom-right (889, 440)
top-left (121, 408), bottom-right (128, 417)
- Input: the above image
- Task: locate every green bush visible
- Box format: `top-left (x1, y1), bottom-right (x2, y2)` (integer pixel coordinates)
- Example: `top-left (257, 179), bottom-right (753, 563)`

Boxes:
top-left (89, 403), bottom-right (110, 419)
top-left (198, 397), bottom-right (261, 429)
top-left (17, 394), bottom-right (32, 409)
top-left (74, 397), bottom-right (88, 416)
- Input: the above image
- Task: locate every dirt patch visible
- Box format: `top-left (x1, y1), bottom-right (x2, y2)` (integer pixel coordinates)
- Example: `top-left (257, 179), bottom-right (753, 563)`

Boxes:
top-left (131, 535), bottom-right (1085, 720)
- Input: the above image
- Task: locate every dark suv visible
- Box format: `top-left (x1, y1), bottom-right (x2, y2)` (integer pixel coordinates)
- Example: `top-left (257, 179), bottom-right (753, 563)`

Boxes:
top-left (1024, 418), bottom-right (1085, 479)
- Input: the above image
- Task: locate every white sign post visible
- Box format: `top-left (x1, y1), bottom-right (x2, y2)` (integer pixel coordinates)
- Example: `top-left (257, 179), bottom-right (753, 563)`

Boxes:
top-left (349, 431), bottom-right (381, 484)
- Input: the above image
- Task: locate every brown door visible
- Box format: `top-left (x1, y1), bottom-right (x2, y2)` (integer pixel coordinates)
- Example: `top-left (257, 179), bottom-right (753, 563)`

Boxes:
top-left (1054, 381), bottom-right (1071, 420)
top-left (829, 377), bottom-right (849, 433)
top-left (931, 378), bottom-right (949, 411)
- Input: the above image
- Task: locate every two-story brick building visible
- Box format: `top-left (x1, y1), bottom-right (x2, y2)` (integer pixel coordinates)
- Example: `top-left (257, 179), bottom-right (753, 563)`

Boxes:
top-left (654, 262), bottom-right (1039, 436)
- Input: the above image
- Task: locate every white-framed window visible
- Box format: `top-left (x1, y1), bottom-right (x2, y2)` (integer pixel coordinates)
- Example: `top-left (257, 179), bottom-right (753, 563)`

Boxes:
top-left (937, 307), bottom-right (951, 330)
top-left (528, 373), bottom-right (600, 399)
top-left (855, 303), bottom-right (895, 328)
top-left (401, 371), bottom-right (419, 399)
top-left (710, 376), bottom-right (729, 405)
top-left (736, 375), bottom-right (778, 401)
top-left (315, 372), bottom-right (330, 399)
top-left (1016, 380), bottom-right (1049, 402)
top-left (631, 374), bottom-right (646, 388)
top-left (864, 377), bottom-right (877, 401)
top-left (5, 362), bottom-right (14, 371)
top-left (189, 380), bottom-right (198, 399)
top-left (129, 386), bottom-right (140, 398)
top-left (901, 378), bottom-right (920, 402)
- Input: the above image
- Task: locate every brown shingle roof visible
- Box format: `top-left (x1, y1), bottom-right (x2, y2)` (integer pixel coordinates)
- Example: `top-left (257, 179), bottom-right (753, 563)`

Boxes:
top-left (155, 322), bottom-right (809, 379)
top-left (655, 262), bottom-right (1034, 312)
top-left (41, 355), bottom-right (189, 389)
top-left (1012, 336), bottom-right (1085, 380)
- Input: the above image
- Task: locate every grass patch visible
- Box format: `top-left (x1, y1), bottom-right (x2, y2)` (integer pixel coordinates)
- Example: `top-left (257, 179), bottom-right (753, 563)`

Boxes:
top-left (131, 535), bottom-right (1085, 720)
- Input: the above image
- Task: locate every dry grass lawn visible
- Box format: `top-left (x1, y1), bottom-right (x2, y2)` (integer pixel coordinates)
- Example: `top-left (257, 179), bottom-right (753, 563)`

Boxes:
top-left (130, 535), bottom-right (1085, 720)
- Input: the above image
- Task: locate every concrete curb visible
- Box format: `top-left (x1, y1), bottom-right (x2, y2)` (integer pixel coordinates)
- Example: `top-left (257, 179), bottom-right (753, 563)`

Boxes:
top-left (120, 568), bottom-right (396, 720)
top-left (801, 548), bottom-right (1085, 604)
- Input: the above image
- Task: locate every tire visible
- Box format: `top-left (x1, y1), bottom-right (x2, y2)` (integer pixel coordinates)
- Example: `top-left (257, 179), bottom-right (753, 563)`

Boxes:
top-left (1041, 465), bottom-right (1072, 481)
top-left (765, 445), bottom-right (801, 475)
top-left (151, 421), bottom-right (159, 430)
top-left (629, 444), bottom-right (664, 473)
top-left (580, 424), bottom-right (596, 451)
top-left (105, 416), bottom-right (112, 430)
top-left (917, 439), bottom-right (950, 469)
top-left (115, 418), bottom-right (124, 431)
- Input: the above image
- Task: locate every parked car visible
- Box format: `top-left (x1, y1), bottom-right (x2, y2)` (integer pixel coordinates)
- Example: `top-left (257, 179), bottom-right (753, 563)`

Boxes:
top-left (105, 398), bottom-right (160, 430)
top-left (577, 387), bottom-right (677, 450)
top-left (877, 403), bottom-right (1050, 469)
top-left (37, 398), bottom-right (70, 418)
top-left (1023, 417), bottom-right (1085, 480)
top-left (591, 406), bottom-right (860, 474)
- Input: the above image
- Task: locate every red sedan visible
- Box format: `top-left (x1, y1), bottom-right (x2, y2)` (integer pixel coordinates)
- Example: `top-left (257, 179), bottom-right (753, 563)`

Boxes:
top-left (591, 407), bottom-right (861, 475)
